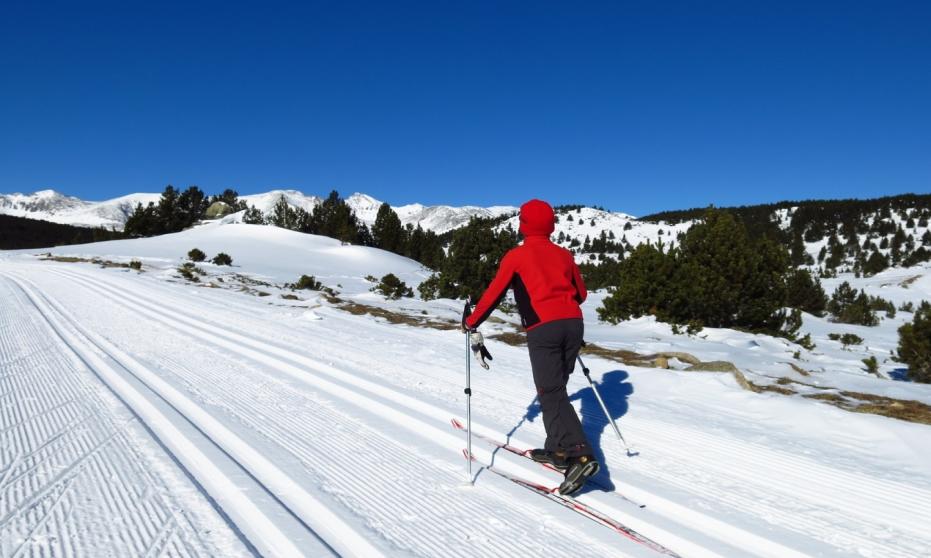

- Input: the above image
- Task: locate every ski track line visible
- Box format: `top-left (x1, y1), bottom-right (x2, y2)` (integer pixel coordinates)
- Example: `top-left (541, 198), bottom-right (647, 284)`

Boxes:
top-left (152, 351), bottom-right (620, 558)
top-left (32, 272), bottom-right (640, 556)
top-left (51, 265), bottom-right (822, 558)
top-left (0, 276), bottom-right (220, 558)
top-left (45, 269), bottom-right (654, 557)
top-left (621, 414), bottom-right (931, 537)
top-left (1, 272), bottom-right (346, 558)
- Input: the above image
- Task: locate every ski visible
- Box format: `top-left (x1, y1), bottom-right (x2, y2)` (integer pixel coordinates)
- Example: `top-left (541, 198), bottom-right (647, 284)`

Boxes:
top-left (450, 418), bottom-right (645, 508)
top-left (459, 449), bottom-right (679, 556)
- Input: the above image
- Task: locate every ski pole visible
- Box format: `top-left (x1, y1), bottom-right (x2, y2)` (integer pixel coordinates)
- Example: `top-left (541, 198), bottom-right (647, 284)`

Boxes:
top-left (576, 353), bottom-right (634, 456)
top-left (463, 298), bottom-right (474, 484)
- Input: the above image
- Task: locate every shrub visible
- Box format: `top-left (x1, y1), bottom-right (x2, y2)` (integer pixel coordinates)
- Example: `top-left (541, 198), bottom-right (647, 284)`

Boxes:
top-left (828, 332), bottom-right (864, 347)
top-left (897, 301), bottom-right (931, 383)
top-left (827, 282), bottom-right (878, 326)
top-left (417, 273), bottom-right (440, 301)
top-left (868, 295), bottom-right (896, 319)
top-left (129, 260), bottom-right (142, 270)
top-left (188, 248), bottom-right (207, 262)
top-left (372, 273), bottom-right (413, 300)
top-left (862, 356), bottom-right (879, 375)
top-left (212, 252), bottom-right (232, 266)
top-left (899, 301), bottom-right (915, 313)
top-left (796, 333), bottom-right (816, 350)
top-left (177, 262), bottom-right (204, 282)
top-left (294, 275), bottom-right (322, 290)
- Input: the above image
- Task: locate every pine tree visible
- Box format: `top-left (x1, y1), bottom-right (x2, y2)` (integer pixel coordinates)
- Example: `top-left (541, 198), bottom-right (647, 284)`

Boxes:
top-left (243, 205), bottom-right (265, 224)
top-left (270, 196), bottom-right (299, 229)
top-left (897, 301), bottom-right (931, 383)
top-left (785, 268), bottom-right (827, 316)
top-left (372, 203), bottom-right (405, 253)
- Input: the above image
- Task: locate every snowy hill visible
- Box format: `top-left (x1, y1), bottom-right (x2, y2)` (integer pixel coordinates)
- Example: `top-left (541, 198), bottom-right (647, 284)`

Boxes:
top-left (2, 219), bottom-right (930, 557)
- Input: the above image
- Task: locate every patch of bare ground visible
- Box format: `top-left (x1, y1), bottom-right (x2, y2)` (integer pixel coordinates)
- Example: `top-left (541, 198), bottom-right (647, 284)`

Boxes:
top-left (40, 254), bottom-right (141, 269)
top-left (899, 275), bottom-right (922, 288)
top-left (333, 298), bottom-right (460, 330)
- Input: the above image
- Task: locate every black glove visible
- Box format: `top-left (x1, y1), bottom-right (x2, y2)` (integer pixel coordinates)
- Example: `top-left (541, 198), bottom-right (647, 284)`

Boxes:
top-left (461, 297), bottom-right (474, 333)
top-left (469, 331), bottom-right (493, 370)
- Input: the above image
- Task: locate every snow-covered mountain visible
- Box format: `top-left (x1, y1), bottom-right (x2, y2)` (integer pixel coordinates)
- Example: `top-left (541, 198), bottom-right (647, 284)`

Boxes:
top-left (0, 190), bottom-right (160, 229)
top-left (0, 188), bottom-right (519, 234)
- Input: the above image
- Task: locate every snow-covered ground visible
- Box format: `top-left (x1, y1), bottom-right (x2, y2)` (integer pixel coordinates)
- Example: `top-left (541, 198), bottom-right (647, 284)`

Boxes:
top-left (2, 220), bottom-right (930, 557)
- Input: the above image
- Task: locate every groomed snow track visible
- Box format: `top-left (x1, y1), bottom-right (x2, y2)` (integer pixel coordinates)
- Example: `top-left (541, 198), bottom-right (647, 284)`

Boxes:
top-left (4, 259), bottom-right (931, 557)
top-left (27, 263), bottom-right (814, 557)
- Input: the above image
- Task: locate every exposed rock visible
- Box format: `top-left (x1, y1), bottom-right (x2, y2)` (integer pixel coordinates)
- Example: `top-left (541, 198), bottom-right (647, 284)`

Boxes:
top-left (206, 201), bottom-right (234, 219)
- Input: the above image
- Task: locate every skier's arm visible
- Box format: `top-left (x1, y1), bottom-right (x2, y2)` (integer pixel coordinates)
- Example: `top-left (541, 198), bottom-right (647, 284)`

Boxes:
top-left (571, 261), bottom-right (587, 304)
top-left (465, 253), bottom-right (516, 330)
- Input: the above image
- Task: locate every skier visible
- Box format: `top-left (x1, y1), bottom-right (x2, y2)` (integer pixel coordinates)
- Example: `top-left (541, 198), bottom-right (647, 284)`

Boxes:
top-left (462, 199), bottom-right (599, 496)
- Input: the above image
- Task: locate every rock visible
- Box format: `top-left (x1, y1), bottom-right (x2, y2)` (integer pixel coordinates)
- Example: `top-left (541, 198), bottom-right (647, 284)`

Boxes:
top-left (206, 201), bottom-right (234, 219)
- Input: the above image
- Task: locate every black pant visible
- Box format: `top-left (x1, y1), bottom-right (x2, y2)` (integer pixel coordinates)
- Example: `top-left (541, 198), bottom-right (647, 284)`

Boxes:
top-left (527, 318), bottom-right (590, 457)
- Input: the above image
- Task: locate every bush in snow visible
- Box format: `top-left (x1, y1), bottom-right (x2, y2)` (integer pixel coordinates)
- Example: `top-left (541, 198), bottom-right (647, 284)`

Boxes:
top-left (129, 260), bottom-right (142, 270)
top-left (188, 248), bottom-right (207, 262)
top-left (862, 356), bottom-right (879, 376)
top-left (827, 282), bottom-right (878, 326)
top-left (293, 275), bottom-right (322, 290)
top-left (896, 302), bottom-right (931, 383)
top-left (178, 262), bottom-right (204, 282)
top-left (212, 252), bottom-right (233, 266)
top-left (828, 332), bottom-right (864, 347)
top-left (417, 274), bottom-right (439, 301)
top-left (372, 273), bottom-right (413, 300)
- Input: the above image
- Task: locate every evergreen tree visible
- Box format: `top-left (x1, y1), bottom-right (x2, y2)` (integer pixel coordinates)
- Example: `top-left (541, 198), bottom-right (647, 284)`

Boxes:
top-left (176, 186), bottom-right (208, 229)
top-left (372, 203), bottom-right (405, 253)
top-left (897, 301), bottom-right (931, 383)
top-left (785, 268), bottom-right (827, 316)
top-left (863, 250), bottom-right (889, 276)
top-left (269, 196), bottom-right (299, 229)
top-left (242, 205), bottom-right (265, 224)
top-left (437, 218), bottom-right (518, 299)
top-left (156, 185), bottom-right (180, 234)
top-left (827, 282), bottom-right (879, 326)
top-left (597, 243), bottom-right (675, 323)
top-left (124, 202), bottom-right (159, 237)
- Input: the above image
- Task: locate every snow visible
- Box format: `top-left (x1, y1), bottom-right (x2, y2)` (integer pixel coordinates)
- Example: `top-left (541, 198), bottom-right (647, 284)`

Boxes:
top-left (2, 220), bottom-right (931, 557)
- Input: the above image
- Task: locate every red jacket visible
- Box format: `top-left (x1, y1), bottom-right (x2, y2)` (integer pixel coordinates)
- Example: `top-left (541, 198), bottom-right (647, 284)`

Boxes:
top-left (465, 235), bottom-right (587, 331)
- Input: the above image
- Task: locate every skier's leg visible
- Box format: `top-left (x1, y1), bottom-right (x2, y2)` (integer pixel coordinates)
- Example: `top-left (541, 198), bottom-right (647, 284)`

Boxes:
top-left (528, 319), bottom-right (589, 455)
top-left (555, 319), bottom-right (590, 458)
top-left (528, 321), bottom-right (571, 452)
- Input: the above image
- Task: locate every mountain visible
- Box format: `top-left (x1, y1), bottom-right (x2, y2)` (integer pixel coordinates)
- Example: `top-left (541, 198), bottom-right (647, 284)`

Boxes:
top-left (0, 190), bottom-right (160, 229)
top-left (0, 189), bottom-right (517, 234)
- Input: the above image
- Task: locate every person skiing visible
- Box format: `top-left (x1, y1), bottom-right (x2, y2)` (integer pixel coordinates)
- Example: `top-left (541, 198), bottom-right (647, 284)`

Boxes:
top-left (462, 199), bottom-right (599, 496)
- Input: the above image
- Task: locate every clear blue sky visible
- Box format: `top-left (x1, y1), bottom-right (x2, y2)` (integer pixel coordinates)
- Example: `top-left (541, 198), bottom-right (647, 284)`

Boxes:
top-left (1, 1), bottom-right (929, 215)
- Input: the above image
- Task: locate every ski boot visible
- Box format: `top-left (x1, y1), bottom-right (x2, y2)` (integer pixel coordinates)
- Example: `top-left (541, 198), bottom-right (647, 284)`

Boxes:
top-left (558, 455), bottom-right (600, 496)
top-left (528, 449), bottom-right (569, 471)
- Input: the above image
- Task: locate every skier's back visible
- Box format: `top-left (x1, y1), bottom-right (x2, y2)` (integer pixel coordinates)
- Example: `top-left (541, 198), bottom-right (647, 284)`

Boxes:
top-left (464, 199), bottom-right (598, 495)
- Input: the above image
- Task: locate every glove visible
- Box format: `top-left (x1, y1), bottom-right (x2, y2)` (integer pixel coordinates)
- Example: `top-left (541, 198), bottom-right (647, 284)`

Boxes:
top-left (461, 297), bottom-right (474, 333)
top-left (469, 330), bottom-right (493, 370)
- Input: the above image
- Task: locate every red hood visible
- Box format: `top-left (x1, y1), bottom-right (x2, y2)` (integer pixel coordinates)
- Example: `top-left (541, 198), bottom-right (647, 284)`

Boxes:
top-left (519, 199), bottom-right (555, 237)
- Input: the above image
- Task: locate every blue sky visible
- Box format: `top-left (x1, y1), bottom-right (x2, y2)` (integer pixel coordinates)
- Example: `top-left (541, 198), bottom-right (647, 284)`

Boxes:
top-left (1, 1), bottom-right (929, 215)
